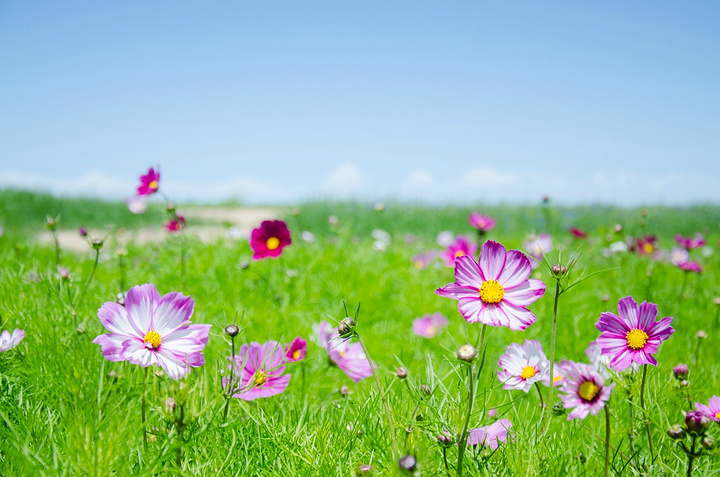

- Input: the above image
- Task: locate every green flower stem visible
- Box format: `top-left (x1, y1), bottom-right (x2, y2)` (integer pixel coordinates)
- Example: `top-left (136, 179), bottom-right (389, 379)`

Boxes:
top-left (686, 435), bottom-right (696, 477)
top-left (457, 324), bottom-right (487, 477)
top-left (640, 364), bottom-right (654, 461)
top-left (545, 279), bottom-right (561, 425)
top-left (604, 404), bottom-right (611, 477)
top-left (142, 367), bottom-right (148, 450)
top-left (535, 382), bottom-right (545, 408)
top-left (223, 337), bottom-right (236, 422)
top-left (74, 248), bottom-right (100, 313)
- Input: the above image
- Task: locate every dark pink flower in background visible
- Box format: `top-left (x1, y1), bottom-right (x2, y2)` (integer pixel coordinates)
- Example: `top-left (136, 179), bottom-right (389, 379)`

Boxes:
top-left (695, 396), bottom-right (720, 422)
top-left (411, 250), bottom-right (437, 270)
top-left (559, 361), bottom-right (614, 420)
top-left (676, 261), bottom-right (702, 273)
top-left (568, 227), bottom-right (588, 238)
top-left (675, 233), bottom-right (706, 250)
top-left (632, 235), bottom-right (659, 257)
top-left (164, 214), bottom-right (186, 232)
top-left (595, 296), bottom-right (674, 371)
top-left (93, 284), bottom-right (211, 380)
top-left (436, 240), bottom-right (546, 331)
top-left (467, 419), bottom-right (513, 449)
top-left (0, 329), bottom-right (25, 353)
top-left (250, 220), bottom-right (292, 260)
top-left (468, 213), bottom-right (496, 233)
top-left (285, 337), bottom-right (307, 362)
top-left (441, 236), bottom-right (478, 267)
top-left (224, 340), bottom-right (291, 400)
top-left (412, 312), bottom-right (448, 338)
top-left (317, 322), bottom-right (374, 382)
top-left (137, 167), bottom-right (160, 196)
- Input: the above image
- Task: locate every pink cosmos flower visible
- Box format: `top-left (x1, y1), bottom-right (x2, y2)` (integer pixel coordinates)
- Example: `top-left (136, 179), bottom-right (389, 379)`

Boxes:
top-left (250, 220), bottom-right (292, 260)
top-left (559, 361), bottom-right (614, 420)
top-left (632, 235), bottom-right (659, 257)
top-left (137, 167), bottom-right (160, 196)
top-left (497, 340), bottom-right (549, 392)
top-left (317, 322), bottom-right (374, 382)
top-left (411, 251), bottom-right (437, 270)
top-left (436, 240), bottom-right (546, 331)
top-left (412, 313), bottom-right (448, 338)
top-left (0, 329), bottom-right (25, 353)
top-left (223, 340), bottom-right (291, 400)
top-left (669, 248), bottom-right (690, 265)
top-left (127, 195), bottom-right (148, 214)
top-left (569, 227), bottom-right (588, 238)
top-left (468, 213), bottom-right (496, 233)
top-left (523, 233), bottom-right (553, 269)
top-left (93, 284), bottom-right (211, 380)
top-left (695, 396), bottom-right (720, 422)
top-left (441, 236), bottom-right (478, 267)
top-left (676, 261), bottom-right (702, 273)
top-left (164, 214), bottom-right (186, 232)
top-left (676, 234), bottom-right (706, 250)
top-left (585, 340), bottom-right (612, 379)
top-left (595, 296), bottom-right (674, 371)
top-left (285, 337), bottom-right (307, 362)
top-left (467, 419), bottom-right (513, 449)
top-left (542, 360), bottom-right (570, 388)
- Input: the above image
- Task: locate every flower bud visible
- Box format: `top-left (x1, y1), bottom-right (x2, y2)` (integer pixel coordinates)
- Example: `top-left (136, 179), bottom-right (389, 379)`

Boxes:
top-left (667, 424), bottom-right (686, 440)
top-left (714, 297), bottom-right (720, 306)
top-left (685, 410), bottom-right (710, 435)
top-left (673, 363), bottom-right (689, 380)
top-left (240, 261), bottom-right (250, 269)
top-left (224, 325), bottom-right (239, 338)
top-left (701, 435), bottom-right (716, 450)
top-left (456, 344), bottom-right (477, 363)
top-left (91, 238), bottom-right (104, 250)
top-left (487, 408), bottom-right (498, 418)
top-left (357, 464), bottom-right (373, 474)
top-left (58, 267), bottom-right (70, 280)
top-left (679, 380), bottom-right (689, 387)
top-left (116, 292), bottom-right (126, 306)
top-left (46, 217), bottom-right (57, 230)
top-left (552, 402), bottom-right (566, 417)
top-left (337, 317), bottom-right (356, 338)
top-left (436, 434), bottom-right (453, 446)
top-left (374, 202), bottom-right (385, 212)
top-left (613, 224), bottom-right (623, 234)
top-left (551, 265), bottom-right (567, 278)
top-left (166, 203), bottom-right (176, 212)
top-left (696, 330), bottom-right (707, 340)
top-left (106, 370), bottom-right (118, 382)
top-left (291, 208), bottom-right (301, 217)
top-left (79, 227), bottom-right (88, 237)
top-left (398, 455), bottom-right (417, 472)
top-left (419, 384), bottom-right (431, 396)
top-left (340, 385), bottom-right (350, 396)
top-left (165, 397), bottom-right (176, 412)
top-left (396, 367), bottom-right (408, 379)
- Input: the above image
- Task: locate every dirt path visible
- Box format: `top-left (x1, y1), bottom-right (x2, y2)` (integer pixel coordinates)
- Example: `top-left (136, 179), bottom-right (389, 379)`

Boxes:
top-left (37, 206), bottom-right (280, 252)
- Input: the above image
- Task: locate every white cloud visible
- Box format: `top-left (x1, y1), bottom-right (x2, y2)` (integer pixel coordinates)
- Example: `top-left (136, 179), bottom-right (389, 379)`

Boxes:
top-left (323, 162), bottom-right (368, 198)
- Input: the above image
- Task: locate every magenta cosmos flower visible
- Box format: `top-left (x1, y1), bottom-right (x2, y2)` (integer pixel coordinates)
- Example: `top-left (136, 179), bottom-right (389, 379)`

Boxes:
top-left (93, 284), bottom-right (211, 380)
top-left (676, 234), bottom-right (706, 250)
top-left (568, 227), bottom-right (588, 238)
top-left (164, 214), bottom-right (186, 232)
top-left (676, 261), bottom-right (702, 273)
top-left (497, 340), bottom-right (549, 392)
top-left (285, 337), bottom-right (307, 362)
top-left (250, 220), bottom-right (292, 260)
top-left (467, 419), bottom-right (513, 449)
top-left (224, 340), bottom-right (291, 400)
top-left (318, 322), bottom-right (374, 382)
top-left (137, 167), bottom-right (160, 196)
top-left (559, 361), bottom-right (614, 420)
top-left (468, 213), bottom-right (496, 233)
top-left (595, 297), bottom-right (674, 371)
top-left (441, 236), bottom-right (478, 267)
top-left (0, 329), bottom-right (25, 353)
top-left (436, 240), bottom-right (546, 331)
top-left (412, 312), bottom-right (448, 338)
top-left (695, 396), bottom-right (720, 422)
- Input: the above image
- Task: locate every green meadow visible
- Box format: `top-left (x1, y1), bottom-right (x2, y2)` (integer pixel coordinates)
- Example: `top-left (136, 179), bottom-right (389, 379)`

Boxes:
top-left (1, 189), bottom-right (719, 476)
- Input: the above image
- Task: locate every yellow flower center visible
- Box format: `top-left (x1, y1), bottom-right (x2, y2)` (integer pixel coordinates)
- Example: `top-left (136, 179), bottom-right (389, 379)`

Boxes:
top-left (426, 325), bottom-right (436, 336)
top-left (554, 375), bottom-right (564, 383)
top-left (715, 412), bottom-right (720, 419)
top-left (454, 250), bottom-right (465, 258)
top-left (643, 243), bottom-right (653, 254)
top-left (266, 237), bottom-right (280, 250)
top-left (479, 280), bottom-right (504, 304)
top-left (626, 329), bottom-right (649, 350)
top-left (254, 371), bottom-right (267, 386)
top-left (148, 180), bottom-right (158, 191)
top-left (414, 261), bottom-right (423, 269)
top-left (520, 366), bottom-right (537, 380)
top-left (292, 349), bottom-right (301, 360)
top-left (578, 381), bottom-right (600, 402)
top-left (143, 330), bottom-right (161, 349)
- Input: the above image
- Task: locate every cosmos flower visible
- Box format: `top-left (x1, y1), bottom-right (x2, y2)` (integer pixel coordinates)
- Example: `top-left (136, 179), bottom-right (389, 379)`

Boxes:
top-left (436, 230), bottom-right (455, 247)
top-left (441, 236), bottom-right (478, 267)
top-left (559, 361), bottom-right (614, 420)
top-left (467, 419), bottom-right (513, 449)
top-left (411, 251), bottom-right (438, 270)
top-left (542, 360), bottom-right (570, 388)
top-left (0, 329), bottom-right (25, 353)
top-left (676, 234), bottom-right (706, 250)
top-left (317, 322), bottom-right (374, 382)
top-left (224, 340), bottom-right (291, 400)
top-left (285, 337), bottom-right (307, 362)
top-left (676, 261), bottom-right (702, 273)
top-left (497, 340), bottom-right (550, 392)
top-left (127, 195), bottom-right (148, 214)
top-left (436, 240), bottom-right (546, 331)
top-left (523, 233), bottom-right (553, 268)
top-left (137, 167), bottom-right (160, 196)
top-left (632, 235), bottom-right (660, 257)
top-left (595, 296), bottom-right (674, 371)
top-left (412, 313), bottom-right (448, 338)
top-left (468, 213), bottom-right (496, 233)
top-left (669, 248), bottom-right (690, 265)
top-left (93, 284), bottom-right (211, 380)
top-left (568, 227), bottom-right (588, 239)
top-left (250, 220), bottom-right (292, 260)
top-left (695, 396), bottom-right (720, 422)
top-left (585, 340), bottom-right (612, 379)
top-left (164, 214), bottom-right (186, 232)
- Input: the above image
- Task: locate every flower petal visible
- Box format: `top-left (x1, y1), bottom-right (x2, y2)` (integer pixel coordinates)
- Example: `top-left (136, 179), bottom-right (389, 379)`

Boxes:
top-left (454, 255), bottom-right (483, 286)
top-left (478, 240), bottom-right (507, 281)
top-left (502, 279), bottom-right (545, 307)
top-left (153, 292), bottom-right (195, 336)
top-left (125, 284), bottom-right (160, 332)
top-left (497, 250), bottom-right (532, 289)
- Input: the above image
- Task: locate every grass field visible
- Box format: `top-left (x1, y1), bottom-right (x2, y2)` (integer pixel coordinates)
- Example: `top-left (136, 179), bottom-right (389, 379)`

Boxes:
top-left (1, 189), bottom-right (719, 476)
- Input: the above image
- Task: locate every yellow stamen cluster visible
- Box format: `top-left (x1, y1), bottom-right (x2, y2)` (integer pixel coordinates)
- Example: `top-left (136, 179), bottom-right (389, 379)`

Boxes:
top-left (578, 381), bottom-right (600, 402)
top-left (643, 243), bottom-right (654, 254)
top-left (292, 350), bottom-right (301, 360)
top-left (626, 329), bottom-right (649, 350)
top-left (143, 330), bottom-right (161, 349)
top-left (254, 371), bottom-right (267, 386)
top-left (148, 180), bottom-right (158, 190)
top-left (479, 280), bottom-right (504, 304)
top-left (715, 412), bottom-right (720, 420)
top-left (520, 366), bottom-right (537, 380)
top-left (266, 237), bottom-right (280, 250)
top-left (454, 250), bottom-right (465, 258)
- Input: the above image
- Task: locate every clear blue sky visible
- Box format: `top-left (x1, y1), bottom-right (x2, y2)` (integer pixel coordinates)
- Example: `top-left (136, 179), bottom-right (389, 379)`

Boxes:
top-left (1, 1), bottom-right (719, 205)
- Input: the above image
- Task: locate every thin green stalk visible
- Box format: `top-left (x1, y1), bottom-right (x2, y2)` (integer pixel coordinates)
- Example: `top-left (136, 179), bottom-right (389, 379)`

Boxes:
top-left (604, 404), bottom-right (611, 477)
top-left (535, 382), bottom-right (545, 408)
top-left (545, 279), bottom-right (561, 425)
top-left (74, 248), bottom-right (100, 312)
top-left (457, 324), bottom-right (486, 477)
top-left (223, 337), bottom-right (236, 422)
top-left (142, 367), bottom-right (148, 450)
top-left (175, 403), bottom-right (185, 470)
top-left (52, 229), bottom-right (61, 268)
top-left (686, 435), bottom-right (696, 477)
top-left (640, 364), bottom-right (654, 461)
top-left (356, 333), bottom-right (398, 458)
top-left (627, 391), bottom-right (636, 462)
